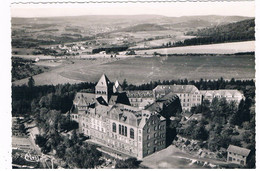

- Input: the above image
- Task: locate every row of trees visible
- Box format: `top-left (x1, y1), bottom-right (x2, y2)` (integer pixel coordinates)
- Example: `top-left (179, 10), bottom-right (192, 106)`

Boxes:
top-left (92, 46), bottom-right (129, 54)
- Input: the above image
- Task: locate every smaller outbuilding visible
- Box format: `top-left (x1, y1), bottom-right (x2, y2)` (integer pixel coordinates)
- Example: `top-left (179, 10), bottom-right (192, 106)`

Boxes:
top-left (227, 145), bottom-right (251, 166)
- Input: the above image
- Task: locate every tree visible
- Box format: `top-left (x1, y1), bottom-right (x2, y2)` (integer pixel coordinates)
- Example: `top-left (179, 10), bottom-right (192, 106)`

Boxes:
top-left (121, 79), bottom-right (128, 90)
top-left (28, 76), bottom-right (35, 88)
top-left (115, 158), bottom-right (140, 169)
top-left (192, 124), bottom-right (208, 141)
top-left (35, 134), bottom-right (47, 148)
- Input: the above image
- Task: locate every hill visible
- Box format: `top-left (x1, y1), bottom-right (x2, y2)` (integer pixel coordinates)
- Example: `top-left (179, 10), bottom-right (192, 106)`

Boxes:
top-left (119, 23), bottom-right (167, 32)
top-left (186, 19), bottom-right (255, 41)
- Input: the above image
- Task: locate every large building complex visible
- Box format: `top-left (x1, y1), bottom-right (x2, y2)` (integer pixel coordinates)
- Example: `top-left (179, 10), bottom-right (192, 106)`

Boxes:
top-left (70, 74), bottom-right (172, 159)
top-left (69, 74), bottom-right (245, 159)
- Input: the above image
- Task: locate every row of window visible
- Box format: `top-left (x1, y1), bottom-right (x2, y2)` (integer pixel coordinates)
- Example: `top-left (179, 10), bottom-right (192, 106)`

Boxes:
top-left (112, 123), bottom-right (135, 139)
top-left (108, 140), bottom-right (136, 153)
top-left (147, 140), bottom-right (165, 147)
top-left (130, 98), bottom-right (143, 102)
top-left (96, 90), bottom-right (107, 94)
top-left (147, 125), bottom-right (165, 133)
top-left (71, 115), bottom-right (78, 119)
top-left (147, 133), bottom-right (165, 140)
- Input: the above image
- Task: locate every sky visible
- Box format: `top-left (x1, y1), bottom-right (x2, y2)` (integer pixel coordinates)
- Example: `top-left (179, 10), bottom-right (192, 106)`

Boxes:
top-left (11, 1), bottom-right (255, 18)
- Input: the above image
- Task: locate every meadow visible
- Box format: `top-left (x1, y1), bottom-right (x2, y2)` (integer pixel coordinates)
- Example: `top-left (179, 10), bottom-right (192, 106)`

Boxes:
top-left (13, 54), bottom-right (255, 86)
top-left (135, 41), bottom-right (255, 55)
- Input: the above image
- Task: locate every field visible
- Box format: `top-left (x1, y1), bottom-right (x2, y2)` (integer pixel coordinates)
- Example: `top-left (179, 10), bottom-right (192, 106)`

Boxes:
top-left (12, 54), bottom-right (255, 86)
top-left (135, 41), bottom-right (255, 55)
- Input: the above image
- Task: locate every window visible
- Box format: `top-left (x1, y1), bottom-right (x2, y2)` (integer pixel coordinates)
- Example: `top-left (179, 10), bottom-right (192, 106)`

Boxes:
top-left (147, 150), bottom-right (150, 155)
top-left (147, 142), bottom-right (150, 147)
top-left (122, 125), bottom-right (125, 136)
top-left (119, 124), bottom-right (127, 136)
top-left (147, 128), bottom-right (150, 133)
top-left (154, 126), bottom-right (157, 131)
top-left (147, 135), bottom-right (150, 140)
top-left (130, 128), bottom-right (134, 139)
top-left (139, 136), bottom-right (141, 142)
top-left (154, 140), bottom-right (157, 144)
top-left (112, 123), bottom-right (116, 133)
top-left (154, 133), bottom-right (157, 138)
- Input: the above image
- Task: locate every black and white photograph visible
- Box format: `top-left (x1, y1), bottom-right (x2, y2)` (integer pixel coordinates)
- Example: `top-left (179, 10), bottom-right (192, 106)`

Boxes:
top-left (6, 0), bottom-right (257, 169)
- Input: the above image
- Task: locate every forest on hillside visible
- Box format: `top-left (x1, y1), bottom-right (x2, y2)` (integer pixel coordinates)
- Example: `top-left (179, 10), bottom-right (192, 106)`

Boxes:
top-left (155, 19), bottom-right (255, 49)
top-left (185, 19), bottom-right (255, 43)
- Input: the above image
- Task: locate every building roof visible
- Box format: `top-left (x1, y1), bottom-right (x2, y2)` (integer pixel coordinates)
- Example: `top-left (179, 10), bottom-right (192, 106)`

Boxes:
top-left (114, 80), bottom-right (121, 89)
top-left (227, 145), bottom-right (251, 157)
top-left (126, 90), bottom-right (153, 98)
top-left (154, 85), bottom-right (199, 94)
top-left (200, 89), bottom-right (244, 97)
top-left (74, 92), bottom-right (96, 106)
top-left (96, 74), bottom-right (111, 87)
top-left (96, 96), bottom-right (108, 106)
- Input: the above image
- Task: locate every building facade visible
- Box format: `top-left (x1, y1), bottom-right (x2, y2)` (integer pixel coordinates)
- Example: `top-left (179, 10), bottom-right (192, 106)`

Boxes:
top-left (126, 90), bottom-right (155, 109)
top-left (227, 145), bottom-right (250, 166)
top-left (153, 85), bottom-right (202, 112)
top-left (70, 74), bottom-right (168, 159)
top-left (200, 90), bottom-right (245, 104)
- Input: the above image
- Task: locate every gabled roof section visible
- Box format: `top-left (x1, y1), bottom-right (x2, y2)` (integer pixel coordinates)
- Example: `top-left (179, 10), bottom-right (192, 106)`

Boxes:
top-left (114, 80), bottom-right (121, 88)
top-left (96, 74), bottom-right (111, 87)
top-left (227, 145), bottom-right (250, 157)
top-left (73, 92), bottom-right (96, 106)
top-left (96, 96), bottom-right (108, 106)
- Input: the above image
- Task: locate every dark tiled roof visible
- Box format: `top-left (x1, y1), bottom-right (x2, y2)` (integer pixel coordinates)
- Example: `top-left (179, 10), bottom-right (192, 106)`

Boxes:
top-left (227, 145), bottom-right (251, 157)
top-left (70, 105), bottom-right (78, 114)
top-left (96, 96), bottom-right (108, 106)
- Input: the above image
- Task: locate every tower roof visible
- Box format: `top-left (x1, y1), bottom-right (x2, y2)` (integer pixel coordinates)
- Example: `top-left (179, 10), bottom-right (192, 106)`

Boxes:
top-left (114, 80), bottom-right (121, 88)
top-left (96, 74), bottom-right (111, 87)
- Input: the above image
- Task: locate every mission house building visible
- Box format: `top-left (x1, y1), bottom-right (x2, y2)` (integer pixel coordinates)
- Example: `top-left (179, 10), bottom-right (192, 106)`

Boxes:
top-left (69, 74), bottom-right (245, 159)
top-left (70, 74), bottom-right (174, 159)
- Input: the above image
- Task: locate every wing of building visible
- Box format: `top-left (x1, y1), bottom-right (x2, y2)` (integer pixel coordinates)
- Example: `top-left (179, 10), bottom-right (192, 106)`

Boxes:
top-left (153, 85), bottom-right (202, 112)
top-left (200, 90), bottom-right (245, 104)
top-left (69, 74), bottom-right (182, 159)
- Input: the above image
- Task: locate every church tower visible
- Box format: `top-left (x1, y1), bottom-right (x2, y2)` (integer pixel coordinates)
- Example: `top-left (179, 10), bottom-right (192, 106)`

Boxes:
top-left (95, 74), bottom-right (113, 103)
